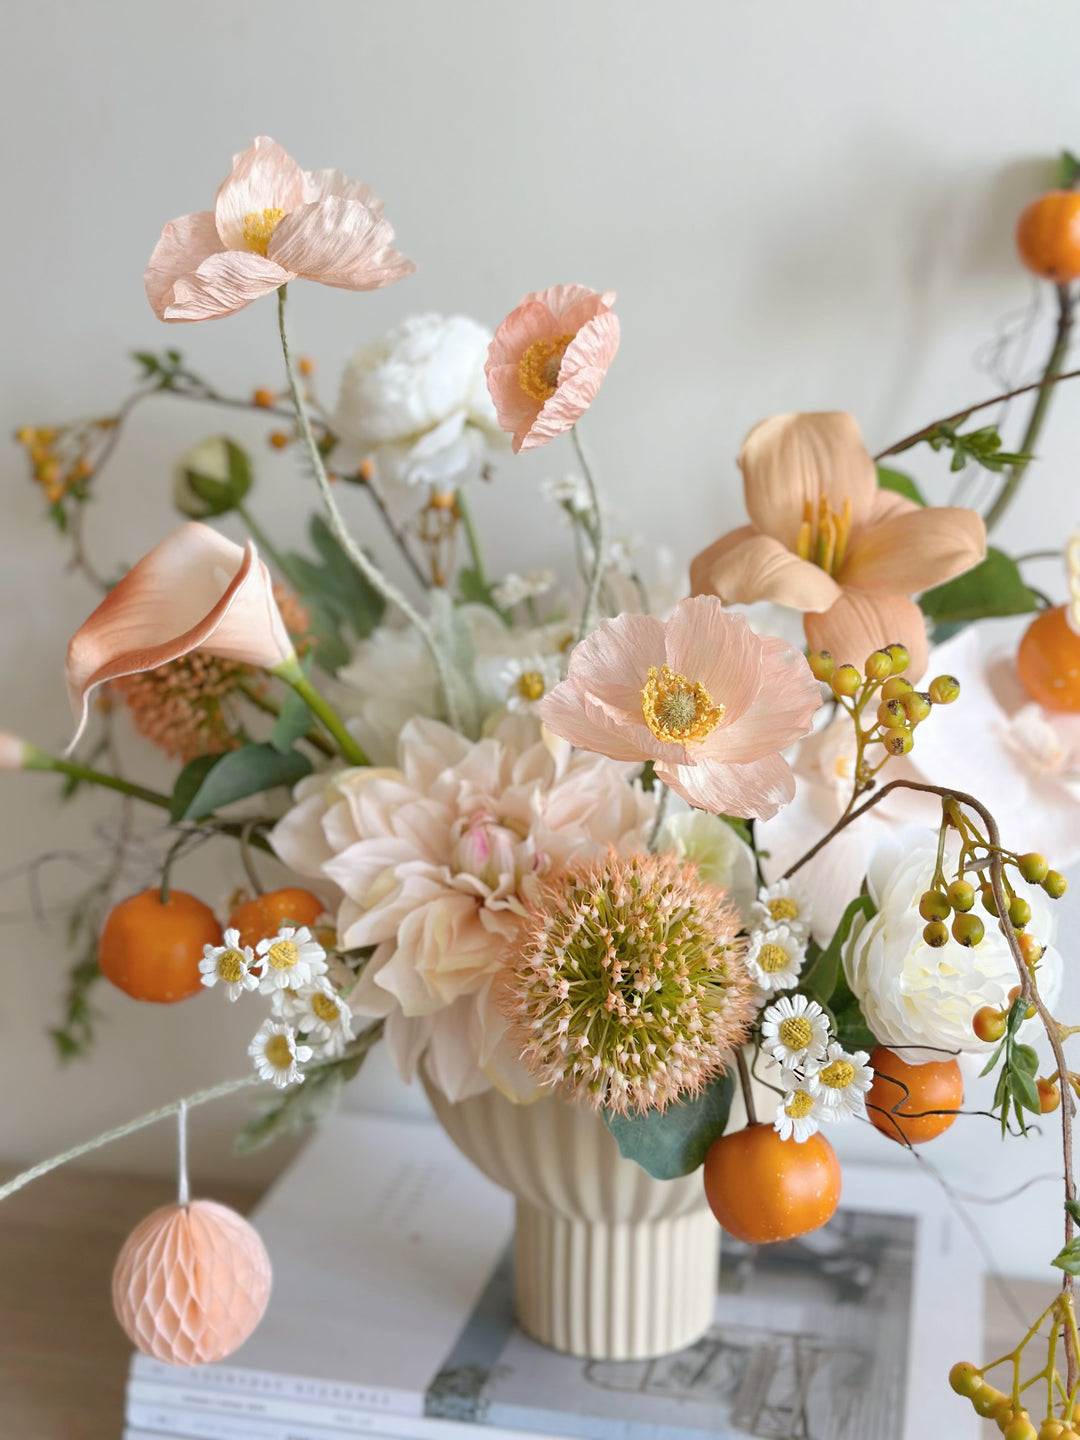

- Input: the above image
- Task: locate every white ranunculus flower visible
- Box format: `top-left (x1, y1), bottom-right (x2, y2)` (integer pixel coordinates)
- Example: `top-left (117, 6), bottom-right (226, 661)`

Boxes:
top-left (332, 314), bottom-right (505, 500)
top-left (654, 808), bottom-right (758, 924)
top-left (844, 827), bottom-right (1062, 1062)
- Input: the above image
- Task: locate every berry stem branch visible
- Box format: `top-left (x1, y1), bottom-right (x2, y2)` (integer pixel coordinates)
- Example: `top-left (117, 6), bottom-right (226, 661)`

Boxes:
top-left (736, 1047), bottom-right (758, 1126)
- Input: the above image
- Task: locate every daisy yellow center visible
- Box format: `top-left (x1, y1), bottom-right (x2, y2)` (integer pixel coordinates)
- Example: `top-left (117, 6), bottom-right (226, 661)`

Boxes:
top-left (217, 949), bottom-right (246, 984)
top-left (264, 1034), bottom-right (293, 1069)
top-left (311, 992), bottom-right (339, 1023)
top-left (795, 495), bottom-right (853, 577)
top-left (768, 897), bottom-right (800, 922)
top-left (242, 208), bottom-right (286, 257)
top-left (518, 334), bottom-right (575, 402)
top-left (778, 1015), bottom-right (813, 1050)
top-left (267, 939), bottom-right (299, 971)
top-left (819, 1059), bottom-right (856, 1090)
top-left (641, 667), bottom-right (725, 746)
top-left (785, 1090), bottom-right (815, 1119)
top-left (756, 943), bottom-right (790, 974)
top-left (515, 670), bottom-right (546, 702)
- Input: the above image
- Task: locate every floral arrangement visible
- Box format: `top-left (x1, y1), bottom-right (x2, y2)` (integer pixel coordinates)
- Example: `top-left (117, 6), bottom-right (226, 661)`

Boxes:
top-left (9, 135), bottom-right (1080, 1423)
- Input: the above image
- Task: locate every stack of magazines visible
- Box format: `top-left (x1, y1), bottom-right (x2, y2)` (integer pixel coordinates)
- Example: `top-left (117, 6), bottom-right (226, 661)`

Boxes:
top-left (122, 1111), bottom-right (983, 1440)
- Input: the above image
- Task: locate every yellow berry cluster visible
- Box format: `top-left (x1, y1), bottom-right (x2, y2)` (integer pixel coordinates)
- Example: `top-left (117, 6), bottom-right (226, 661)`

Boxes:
top-left (950, 1343), bottom-right (1080, 1438)
top-left (15, 422), bottom-right (109, 506)
top-left (808, 643), bottom-right (958, 763)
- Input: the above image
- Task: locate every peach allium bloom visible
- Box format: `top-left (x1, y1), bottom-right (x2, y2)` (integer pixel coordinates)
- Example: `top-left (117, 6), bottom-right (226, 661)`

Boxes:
top-left (689, 413), bottom-right (986, 681)
top-left (145, 136), bottom-right (414, 323)
top-left (537, 596), bottom-right (821, 820)
top-left (485, 285), bottom-right (619, 451)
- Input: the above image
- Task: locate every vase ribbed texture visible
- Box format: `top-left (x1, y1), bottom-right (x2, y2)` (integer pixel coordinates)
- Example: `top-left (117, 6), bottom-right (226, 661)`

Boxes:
top-left (424, 1080), bottom-right (718, 1361)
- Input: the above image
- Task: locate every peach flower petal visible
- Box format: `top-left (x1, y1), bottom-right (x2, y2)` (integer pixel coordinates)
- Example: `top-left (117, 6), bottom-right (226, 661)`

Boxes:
top-left (269, 197), bottom-right (416, 290)
top-left (663, 599), bottom-right (762, 725)
top-left (868, 488), bottom-right (921, 524)
top-left (163, 251), bottom-right (294, 322)
top-left (739, 412), bottom-right (878, 553)
top-left (804, 590), bottom-right (929, 680)
top-left (66, 522), bottom-right (294, 749)
top-left (659, 750), bottom-right (796, 821)
top-left (705, 635), bottom-right (821, 765)
top-left (839, 505), bottom-right (986, 595)
top-left (304, 168), bottom-right (383, 212)
top-left (690, 528), bottom-right (843, 611)
top-left (214, 136), bottom-right (308, 252)
top-left (144, 211), bottom-right (222, 320)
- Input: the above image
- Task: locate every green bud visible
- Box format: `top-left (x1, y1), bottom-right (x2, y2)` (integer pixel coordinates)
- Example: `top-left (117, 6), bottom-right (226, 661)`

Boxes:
top-left (919, 889), bottom-right (951, 921)
top-left (1017, 852), bottom-right (1048, 885)
top-left (831, 664), bottom-right (861, 699)
top-left (808, 650), bottom-right (835, 683)
top-left (173, 436), bottom-right (253, 519)
top-left (1043, 870), bottom-right (1068, 899)
top-left (928, 674), bottom-right (961, 705)
top-left (947, 879), bottom-right (976, 912)
top-left (1008, 896), bottom-right (1032, 929)
top-left (981, 885), bottom-right (1000, 916)
top-left (864, 649), bottom-right (893, 682)
top-left (901, 691), bottom-right (932, 724)
top-left (881, 676), bottom-right (914, 702)
top-left (886, 643), bottom-right (910, 675)
top-left (953, 912), bottom-right (985, 947)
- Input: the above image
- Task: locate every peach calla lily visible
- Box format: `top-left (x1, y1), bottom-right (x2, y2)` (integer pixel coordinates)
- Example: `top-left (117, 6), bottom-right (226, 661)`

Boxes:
top-left (145, 136), bottom-right (415, 323)
top-left (689, 412), bottom-right (987, 680)
top-left (66, 523), bottom-right (295, 750)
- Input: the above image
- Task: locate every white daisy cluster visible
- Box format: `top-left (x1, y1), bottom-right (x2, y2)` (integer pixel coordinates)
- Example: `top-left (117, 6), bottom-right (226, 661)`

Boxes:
top-left (760, 994), bottom-right (873, 1143)
top-left (199, 924), bottom-right (355, 1090)
top-left (491, 569), bottom-right (557, 610)
top-left (744, 878), bottom-right (813, 996)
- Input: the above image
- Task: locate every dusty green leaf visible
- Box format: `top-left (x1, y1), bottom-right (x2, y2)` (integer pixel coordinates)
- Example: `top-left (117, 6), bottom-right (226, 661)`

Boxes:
top-left (919, 548), bottom-right (1039, 626)
top-left (177, 743), bottom-right (311, 821)
top-left (603, 1072), bottom-right (735, 1180)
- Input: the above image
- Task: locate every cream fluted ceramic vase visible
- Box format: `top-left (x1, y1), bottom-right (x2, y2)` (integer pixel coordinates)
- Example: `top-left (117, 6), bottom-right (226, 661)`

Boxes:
top-left (423, 1078), bottom-right (719, 1362)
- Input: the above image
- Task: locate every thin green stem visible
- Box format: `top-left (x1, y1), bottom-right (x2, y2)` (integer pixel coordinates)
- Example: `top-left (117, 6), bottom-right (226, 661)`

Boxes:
top-left (24, 747), bottom-right (171, 810)
top-left (236, 679), bottom-right (336, 758)
top-left (236, 502), bottom-right (292, 577)
top-left (272, 657), bottom-right (369, 766)
top-left (454, 487), bottom-right (488, 586)
top-left (985, 284), bottom-right (1076, 532)
top-left (572, 425), bottom-right (605, 642)
top-left (275, 287), bottom-right (464, 733)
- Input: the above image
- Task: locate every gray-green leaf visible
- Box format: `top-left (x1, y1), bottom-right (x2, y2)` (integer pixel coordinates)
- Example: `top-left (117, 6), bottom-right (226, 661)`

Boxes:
top-left (603, 1071), bottom-right (735, 1180)
top-left (919, 548), bottom-right (1040, 626)
top-left (176, 742), bottom-right (312, 821)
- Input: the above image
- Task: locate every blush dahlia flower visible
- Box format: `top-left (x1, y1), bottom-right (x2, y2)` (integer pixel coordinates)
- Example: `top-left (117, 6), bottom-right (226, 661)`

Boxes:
top-left (502, 851), bottom-right (753, 1114)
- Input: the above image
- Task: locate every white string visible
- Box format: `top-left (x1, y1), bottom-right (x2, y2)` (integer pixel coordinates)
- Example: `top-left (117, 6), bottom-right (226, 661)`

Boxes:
top-left (0, 1075), bottom-right (262, 1205)
top-left (177, 1099), bottom-right (190, 1208)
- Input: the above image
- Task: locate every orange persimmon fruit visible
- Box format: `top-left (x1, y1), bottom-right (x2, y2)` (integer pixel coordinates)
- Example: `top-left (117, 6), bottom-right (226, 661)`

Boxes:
top-left (1017, 605), bottom-right (1080, 713)
top-left (1016, 191), bottom-right (1080, 282)
top-left (227, 887), bottom-right (325, 950)
top-left (99, 889), bottom-right (222, 1003)
top-left (866, 1046), bottom-right (963, 1145)
top-left (703, 1123), bottom-right (841, 1243)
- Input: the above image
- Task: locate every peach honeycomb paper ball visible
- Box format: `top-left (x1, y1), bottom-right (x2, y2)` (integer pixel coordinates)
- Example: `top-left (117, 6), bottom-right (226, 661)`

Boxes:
top-left (112, 1199), bottom-right (272, 1365)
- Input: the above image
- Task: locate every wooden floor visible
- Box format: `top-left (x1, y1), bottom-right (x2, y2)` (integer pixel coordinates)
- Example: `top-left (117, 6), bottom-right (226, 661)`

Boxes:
top-left (0, 1168), bottom-right (1062, 1440)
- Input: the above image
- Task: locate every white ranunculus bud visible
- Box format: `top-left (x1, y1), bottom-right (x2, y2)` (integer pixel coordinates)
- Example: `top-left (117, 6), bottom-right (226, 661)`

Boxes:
top-left (654, 808), bottom-right (758, 924)
top-left (844, 827), bottom-right (1062, 1061)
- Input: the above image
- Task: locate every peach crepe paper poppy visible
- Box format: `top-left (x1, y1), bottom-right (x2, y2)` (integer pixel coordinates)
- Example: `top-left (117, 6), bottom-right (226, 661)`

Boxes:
top-left (145, 136), bottom-right (415, 323)
top-left (485, 285), bottom-right (620, 451)
top-left (66, 522), bottom-right (294, 750)
top-left (536, 596), bottom-right (821, 820)
top-left (689, 412), bottom-right (986, 681)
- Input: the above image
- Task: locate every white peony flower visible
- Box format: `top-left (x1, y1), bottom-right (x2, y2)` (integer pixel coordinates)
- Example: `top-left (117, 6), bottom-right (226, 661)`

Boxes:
top-left (255, 925), bottom-right (328, 994)
top-left (199, 928), bottom-right (259, 1000)
top-left (760, 994), bottom-right (831, 1068)
top-left (744, 923), bottom-right (806, 994)
top-left (806, 1041), bottom-right (874, 1120)
top-left (249, 1020), bottom-right (313, 1089)
top-left (654, 808), bottom-right (758, 925)
top-left (844, 826), bottom-right (1063, 1061)
top-left (332, 314), bottom-right (505, 501)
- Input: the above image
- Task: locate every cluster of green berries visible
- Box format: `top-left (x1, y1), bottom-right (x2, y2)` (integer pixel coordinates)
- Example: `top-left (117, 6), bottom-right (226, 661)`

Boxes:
top-left (949, 1362), bottom-right (1070, 1439)
top-left (808, 643), bottom-right (959, 758)
top-left (919, 850), bottom-right (1066, 961)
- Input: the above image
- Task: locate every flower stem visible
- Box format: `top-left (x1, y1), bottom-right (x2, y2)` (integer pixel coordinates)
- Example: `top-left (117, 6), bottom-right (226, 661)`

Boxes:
top-left (235, 501), bottom-right (292, 578)
top-left (236, 679), bottom-right (336, 758)
top-left (271, 655), bottom-right (369, 766)
top-left (736, 1048), bottom-right (758, 1126)
top-left (275, 286), bottom-right (464, 732)
top-left (573, 425), bottom-right (605, 642)
top-left (22, 746), bottom-right (172, 810)
top-left (454, 487), bottom-right (488, 586)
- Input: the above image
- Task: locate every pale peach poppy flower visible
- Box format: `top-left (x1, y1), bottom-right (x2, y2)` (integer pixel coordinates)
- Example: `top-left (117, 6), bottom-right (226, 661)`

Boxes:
top-left (145, 136), bottom-right (415, 322)
top-left (536, 596), bottom-right (821, 820)
top-left (689, 413), bottom-right (986, 680)
top-left (66, 523), bottom-right (295, 749)
top-left (484, 285), bottom-right (620, 451)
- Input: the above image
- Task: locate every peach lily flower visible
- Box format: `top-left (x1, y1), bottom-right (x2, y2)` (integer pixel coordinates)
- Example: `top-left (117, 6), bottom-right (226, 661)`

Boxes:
top-left (536, 596), bottom-right (821, 819)
top-left (66, 523), bottom-right (294, 749)
top-left (485, 285), bottom-right (620, 452)
top-left (689, 412), bottom-right (986, 680)
top-left (145, 136), bottom-right (415, 322)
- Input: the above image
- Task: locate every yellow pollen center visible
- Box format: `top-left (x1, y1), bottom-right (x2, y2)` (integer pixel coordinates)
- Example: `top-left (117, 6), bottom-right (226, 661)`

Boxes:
top-left (264, 1034), bottom-right (293, 1069)
top-left (641, 667), bottom-right (725, 746)
top-left (242, 208), bottom-right (286, 257)
top-left (785, 1089), bottom-right (815, 1119)
top-left (778, 1016), bottom-right (813, 1050)
top-left (756, 943), bottom-right (790, 974)
top-left (217, 949), bottom-right (246, 984)
top-left (518, 334), bottom-right (575, 402)
top-left (768, 897), bottom-right (800, 922)
top-left (311, 992), bottom-right (339, 1023)
top-left (515, 671), bottom-right (546, 702)
top-left (819, 1059), bottom-right (856, 1089)
top-left (267, 939), bottom-right (299, 971)
top-left (795, 494), bottom-right (853, 577)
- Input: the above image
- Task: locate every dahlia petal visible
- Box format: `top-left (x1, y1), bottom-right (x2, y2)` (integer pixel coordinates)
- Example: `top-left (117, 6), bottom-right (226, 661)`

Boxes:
top-left (690, 529), bottom-right (843, 611)
top-left (214, 136), bottom-right (307, 252)
top-left (739, 412), bottom-right (878, 553)
top-left (804, 590), bottom-right (929, 680)
top-left (144, 211), bottom-right (222, 319)
top-left (304, 167), bottom-right (383, 213)
top-left (705, 635), bottom-right (821, 764)
top-left (840, 505), bottom-right (986, 594)
top-left (65, 523), bottom-right (294, 749)
top-left (163, 251), bottom-right (293, 322)
top-left (269, 196), bottom-right (415, 291)
top-left (659, 750), bottom-right (797, 821)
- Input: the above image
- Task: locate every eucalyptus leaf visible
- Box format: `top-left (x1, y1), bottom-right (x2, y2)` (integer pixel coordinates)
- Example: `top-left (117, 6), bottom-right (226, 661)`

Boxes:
top-left (919, 548), bottom-right (1040, 626)
top-left (169, 753), bottom-right (220, 821)
top-left (270, 683), bottom-right (313, 754)
top-left (177, 742), bottom-right (311, 821)
top-left (876, 466), bottom-right (926, 506)
top-left (603, 1071), bottom-right (735, 1180)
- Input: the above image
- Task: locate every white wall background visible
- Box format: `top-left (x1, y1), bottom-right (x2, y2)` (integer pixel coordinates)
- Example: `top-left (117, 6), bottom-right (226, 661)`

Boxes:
top-left (2, 0), bottom-right (1080, 1275)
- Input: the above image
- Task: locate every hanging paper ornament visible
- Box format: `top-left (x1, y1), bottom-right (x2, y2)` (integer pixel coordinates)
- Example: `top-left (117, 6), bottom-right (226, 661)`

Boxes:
top-left (112, 1197), bottom-right (272, 1365)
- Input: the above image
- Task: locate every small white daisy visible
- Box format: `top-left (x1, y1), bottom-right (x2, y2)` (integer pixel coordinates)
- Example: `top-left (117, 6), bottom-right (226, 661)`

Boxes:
top-left (198, 928), bottom-right (259, 1001)
top-left (277, 980), bottom-right (355, 1058)
top-left (774, 1077), bottom-right (828, 1143)
top-left (491, 569), bottom-right (557, 609)
top-left (760, 994), bottom-right (831, 1067)
top-left (248, 1020), bottom-right (313, 1089)
top-left (255, 925), bottom-right (328, 994)
top-left (752, 879), bottom-right (813, 941)
top-left (744, 923), bottom-right (806, 994)
top-left (540, 474), bottom-right (592, 513)
top-left (807, 1041), bottom-right (874, 1120)
top-left (501, 654), bottom-right (562, 713)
